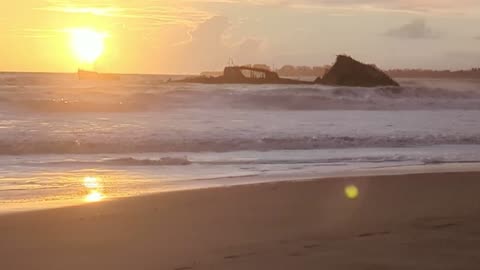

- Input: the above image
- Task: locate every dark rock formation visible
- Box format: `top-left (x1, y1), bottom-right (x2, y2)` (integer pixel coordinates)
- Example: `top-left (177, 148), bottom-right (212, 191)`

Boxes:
top-left (178, 66), bottom-right (310, 85)
top-left (315, 55), bottom-right (399, 87)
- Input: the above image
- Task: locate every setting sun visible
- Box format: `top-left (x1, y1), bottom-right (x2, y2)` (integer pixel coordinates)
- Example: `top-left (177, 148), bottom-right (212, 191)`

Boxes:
top-left (69, 28), bottom-right (106, 64)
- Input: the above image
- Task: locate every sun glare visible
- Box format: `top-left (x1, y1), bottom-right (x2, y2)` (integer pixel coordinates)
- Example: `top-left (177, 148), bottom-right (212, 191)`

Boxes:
top-left (85, 190), bottom-right (104, 202)
top-left (83, 176), bottom-right (105, 202)
top-left (69, 28), bottom-right (106, 63)
top-left (84, 176), bottom-right (100, 189)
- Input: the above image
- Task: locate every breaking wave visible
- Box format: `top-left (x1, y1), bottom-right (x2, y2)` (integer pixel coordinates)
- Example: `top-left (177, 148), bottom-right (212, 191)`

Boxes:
top-left (19, 154), bottom-right (480, 167)
top-left (1, 74), bottom-right (480, 112)
top-left (26, 157), bottom-right (192, 166)
top-left (3, 134), bottom-right (480, 155)
top-left (2, 74), bottom-right (480, 156)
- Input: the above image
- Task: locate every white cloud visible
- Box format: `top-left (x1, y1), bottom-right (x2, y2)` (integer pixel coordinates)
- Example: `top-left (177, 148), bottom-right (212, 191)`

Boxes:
top-left (38, 0), bottom-right (211, 27)
top-left (167, 16), bottom-right (267, 72)
top-left (225, 0), bottom-right (480, 13)
top-left (385, 19), bottom-right (439, 39)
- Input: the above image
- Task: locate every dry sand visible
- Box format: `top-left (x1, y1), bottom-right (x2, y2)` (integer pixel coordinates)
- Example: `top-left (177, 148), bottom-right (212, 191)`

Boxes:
top-left (2, 171), bottom-right (480, 269)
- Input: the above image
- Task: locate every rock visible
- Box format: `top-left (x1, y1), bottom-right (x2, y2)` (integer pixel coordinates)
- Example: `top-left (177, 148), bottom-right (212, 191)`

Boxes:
top-left (315, 55), bottom-right (399, 87)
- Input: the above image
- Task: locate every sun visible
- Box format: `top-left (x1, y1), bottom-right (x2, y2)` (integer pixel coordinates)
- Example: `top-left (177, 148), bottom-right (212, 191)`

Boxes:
top-left (69, 28), bottom-right (106, 64)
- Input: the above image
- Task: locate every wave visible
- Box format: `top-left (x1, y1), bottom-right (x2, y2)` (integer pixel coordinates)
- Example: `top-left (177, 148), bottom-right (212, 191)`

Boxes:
top-left (26, 157), bottom-right (191, 166)
top-left (421, 158), bottom-right (480, 165)
top-left (3, 134), bottom-right (480, 155)
top-left (23, 155), bottom-right (413, 167)
top-left (2, 87), bottom-right (480, 112)
top-left (104, 157), bottom-right (191, 166)
top-left (19, 154), bottom-right (480, 167)
top-left (1, 76), bottom-right (480, 112)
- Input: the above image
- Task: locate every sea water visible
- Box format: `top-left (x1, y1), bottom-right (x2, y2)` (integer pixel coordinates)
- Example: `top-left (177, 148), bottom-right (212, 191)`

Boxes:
top-left (1, 72), bottom-right (480, 212)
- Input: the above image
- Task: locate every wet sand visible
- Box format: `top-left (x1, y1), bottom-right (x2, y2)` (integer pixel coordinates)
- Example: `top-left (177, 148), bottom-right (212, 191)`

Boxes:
top-left (2, 171), bottom-right (480, 269)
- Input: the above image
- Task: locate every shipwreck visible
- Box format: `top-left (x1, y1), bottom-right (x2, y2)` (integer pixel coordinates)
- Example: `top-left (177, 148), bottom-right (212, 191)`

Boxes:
top-left (77, 69), bottom-right (119, 81)
top-left (177, 55), bottom-right (399, 87)
top-left (178, 66), bottom-right (310, 84)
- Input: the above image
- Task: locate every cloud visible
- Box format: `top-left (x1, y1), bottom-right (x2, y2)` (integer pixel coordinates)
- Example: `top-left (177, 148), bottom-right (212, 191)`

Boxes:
top-left (6, 28), bottom-right (62, 39)
top-left (385, 19), bottom-right (439, 39)
top-left (445, 51), bottom-right (480, 68)
top-left (38, 6), bottom-right (120, 16)
top-left (233, 38), bottom-right (267, 63)
top-left (168, 16), bottom-right (266, 72)
top-left (231, 0), bottom-right (480, 13)
top-left (447, 51), bottom-right (480, 58)
top-left (38, 0), bottom-right (211, 27)
top-left (188, 16), bottom-right (230, 46)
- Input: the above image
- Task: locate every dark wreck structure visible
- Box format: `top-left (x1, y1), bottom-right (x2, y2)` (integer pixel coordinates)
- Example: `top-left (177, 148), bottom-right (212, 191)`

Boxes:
top-left (179, 66), bottom-right (310, 84)
top-left (77, 69), bottom-right (119, 81)
top-left (178, 55), bottom-right (399, 87)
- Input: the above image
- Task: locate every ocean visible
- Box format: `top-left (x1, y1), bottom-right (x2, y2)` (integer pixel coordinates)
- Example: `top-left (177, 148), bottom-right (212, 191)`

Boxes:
top-left (1, 72), bottom-right (480, 212)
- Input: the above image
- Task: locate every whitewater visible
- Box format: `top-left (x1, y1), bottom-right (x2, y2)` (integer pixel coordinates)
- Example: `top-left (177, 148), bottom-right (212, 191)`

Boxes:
top-left (1, 72), bottom-right (480, 212)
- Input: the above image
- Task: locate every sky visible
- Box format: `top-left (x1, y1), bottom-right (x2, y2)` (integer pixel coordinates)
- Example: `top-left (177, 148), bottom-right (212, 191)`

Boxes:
top-left (1, 0), bottom-right (480, 74)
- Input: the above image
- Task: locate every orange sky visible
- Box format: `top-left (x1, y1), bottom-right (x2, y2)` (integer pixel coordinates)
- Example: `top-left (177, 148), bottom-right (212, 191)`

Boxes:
top-left (1, 0), bottom-right (480, 74)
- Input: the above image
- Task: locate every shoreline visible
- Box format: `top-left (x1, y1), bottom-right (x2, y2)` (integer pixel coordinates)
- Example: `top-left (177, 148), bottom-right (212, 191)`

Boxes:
top-left (3, 162), bottom-right (480, 215)
top-left (2, 169), bottom-right (480, 269)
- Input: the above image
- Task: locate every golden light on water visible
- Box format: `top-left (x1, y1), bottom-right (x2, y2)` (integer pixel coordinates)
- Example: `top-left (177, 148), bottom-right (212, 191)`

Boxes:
top-left (83, 176), bottom-right (105, 202)
top-left (83, 176), bottom-right (100, 189)
top-left (69, 28), bottom-right (106, 63)
top-left (85, 190), bottom-right (104, 202)
top-left (345, 185), bottom-right (359, 199)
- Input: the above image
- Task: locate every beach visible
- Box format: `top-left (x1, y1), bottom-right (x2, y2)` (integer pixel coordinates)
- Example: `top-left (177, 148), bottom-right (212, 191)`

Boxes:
top-left (2, 170), bottom-right (480, 269)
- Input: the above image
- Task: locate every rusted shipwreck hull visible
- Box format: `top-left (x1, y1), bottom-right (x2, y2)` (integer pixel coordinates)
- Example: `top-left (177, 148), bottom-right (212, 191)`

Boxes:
top-left (179, 66), bottom-right (311, 85)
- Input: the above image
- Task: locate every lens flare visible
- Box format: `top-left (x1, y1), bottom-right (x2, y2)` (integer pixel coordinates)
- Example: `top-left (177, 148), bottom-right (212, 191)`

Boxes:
top-left (345, 185), bottom-right (359, 199)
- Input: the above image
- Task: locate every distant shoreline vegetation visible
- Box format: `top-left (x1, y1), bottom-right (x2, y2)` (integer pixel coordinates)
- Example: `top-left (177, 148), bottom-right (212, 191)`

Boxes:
top-left (201, 65), bottom-right (480, 79)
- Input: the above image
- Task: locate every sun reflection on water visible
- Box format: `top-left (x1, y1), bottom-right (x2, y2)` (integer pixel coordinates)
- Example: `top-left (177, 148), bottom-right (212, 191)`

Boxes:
top-left (83, 176), bottom-right (105, 202)
top-left (85, 190), bottom-right (104, 202)
top-left (84, 176), bottom-right (100, 189)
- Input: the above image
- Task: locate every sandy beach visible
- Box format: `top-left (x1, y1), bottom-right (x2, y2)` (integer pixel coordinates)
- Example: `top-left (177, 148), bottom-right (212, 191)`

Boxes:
top-left (2, 171), bottom-right (480, 269)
